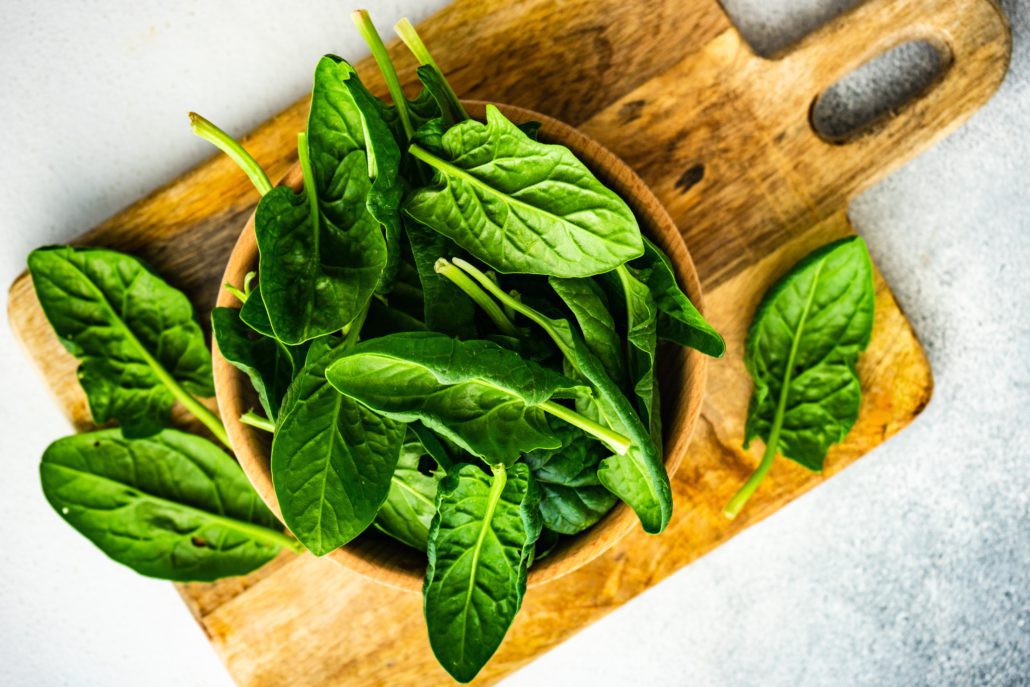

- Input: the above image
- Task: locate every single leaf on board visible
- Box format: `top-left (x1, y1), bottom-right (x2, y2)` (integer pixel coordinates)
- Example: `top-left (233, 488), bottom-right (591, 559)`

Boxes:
top-left (405, 104), bottom-right (644, 277)
top-left (744, 236), bottom-right (875, 468)
top-left (374, 436), bottom-right (442, 551)
top-left (272, 336), bottom-right (406, 555)
top-left (40, 429), bottom-right (294, 582)
top-left (27, 246), bottom-right (213, 438)
top-left (211, 307), bottom-right (294, 422)
top-left (326, 332), bottom-right (586, 465)
top-left (726, 237), bottom-right (875, 518)
top-left (633, 237), bottom-right (725, 358)
top-left (424, 462), bottom-right (541, 683)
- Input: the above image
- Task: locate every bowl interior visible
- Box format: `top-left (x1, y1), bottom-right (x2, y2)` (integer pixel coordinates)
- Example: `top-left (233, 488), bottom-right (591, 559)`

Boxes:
top-left (214, 101), bottom-right (708, 592)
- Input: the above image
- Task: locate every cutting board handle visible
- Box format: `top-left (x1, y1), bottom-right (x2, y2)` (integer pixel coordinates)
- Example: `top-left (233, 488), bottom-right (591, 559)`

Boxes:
top-left (754, 0), bottom-right (1010, 199)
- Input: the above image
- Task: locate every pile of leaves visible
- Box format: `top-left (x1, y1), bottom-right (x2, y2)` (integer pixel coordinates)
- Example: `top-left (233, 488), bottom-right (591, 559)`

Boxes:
top-left (194, 11), bottom-right (723, 681)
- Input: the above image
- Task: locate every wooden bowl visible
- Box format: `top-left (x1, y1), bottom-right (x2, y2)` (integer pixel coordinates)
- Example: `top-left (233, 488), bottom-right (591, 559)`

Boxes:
top-left (214, 101), bottom-right (708, 592)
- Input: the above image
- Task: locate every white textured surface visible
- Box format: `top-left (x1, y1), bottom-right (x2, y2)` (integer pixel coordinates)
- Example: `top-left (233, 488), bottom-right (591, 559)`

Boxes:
top-left (1, 1), bottom-right (1027, 686)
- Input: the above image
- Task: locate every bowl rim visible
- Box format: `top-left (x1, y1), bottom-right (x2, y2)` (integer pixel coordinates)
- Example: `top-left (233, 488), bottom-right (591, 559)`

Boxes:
top-left (214, 100), bottom-right (708, 592)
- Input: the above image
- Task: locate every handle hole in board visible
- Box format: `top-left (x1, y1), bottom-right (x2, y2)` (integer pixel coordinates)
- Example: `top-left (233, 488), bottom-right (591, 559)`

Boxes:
top-left (719, 0), bottom-right (864, 57)
top-left (810, 38), bottom-right (953, 144)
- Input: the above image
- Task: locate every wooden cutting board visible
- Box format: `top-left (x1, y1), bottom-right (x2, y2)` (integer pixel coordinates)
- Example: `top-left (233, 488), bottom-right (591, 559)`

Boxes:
top-left (7, 0), bottom-right (1009, 684)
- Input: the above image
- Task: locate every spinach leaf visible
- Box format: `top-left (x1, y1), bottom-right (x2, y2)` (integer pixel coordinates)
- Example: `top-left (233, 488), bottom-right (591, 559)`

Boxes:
top-left (27, 247), bottom-right (224, 445)
top-left (255, 57), bottom-right (386, 344)
top-left (325, 331), bottom-right (618, 465)
top-left (239, 282), bottom-right (274, 335)
top-left (406, 219), bottom-right (476, 337)
top-left (525, 434), bottom-right (617, 535)
top-left (342, 69), bottom-right (405, 292)
top-left (404, 105), bottom-right (644, 278)
top-left (725, 236), bottom-right (874, 518)
top-left (444, 257), bottom-right (672, 532)
top-left (415, 65), bottom-right (467, 127)
top-left (362, 297), bottom-right (428, 338)
top-left (633, 237), bottom-right (725, 358)
top-left (424, 462), bottom-right (540, 683)
top-left (549, 276), bottom-right (625, 386)
top-left (272, 335), bottom-right (406, 555)
top-left (569, 331), bottom-right (672, 534)
top-left (40, 429), bottom-right (298, 581)
top-left (374, 436), bottom-right (442, 550)
top-left (614, 265), bottom-right (659, 433)
top-left (410, 422), bottom-right (455, 472)
top-left (211, 307), bottom-right (294, 422)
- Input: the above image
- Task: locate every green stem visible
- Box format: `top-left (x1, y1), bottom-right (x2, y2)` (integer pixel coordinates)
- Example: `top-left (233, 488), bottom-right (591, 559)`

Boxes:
top-left (296, 133), bottom-right (319, 239)
top-left (540, 400), bottom-right (630, 456)
top-left (189, 113), bottom-right (272, 196)
top-left (451, 257), bottom-right (577, 361)
top-left (353, 9), bottom-right (413, 141)
top-left (394, 18), bottom-right (468, 120)
top-left (434, 258), bottom-right (518, 336)
top-left (723, 432), bottom-right (779, 519)
top-left (343, 300), bottom-right (371, 348)
top-left (240, 411), bottom-right (274, 433)
top-left (224, 282), bottom-right (248, 304)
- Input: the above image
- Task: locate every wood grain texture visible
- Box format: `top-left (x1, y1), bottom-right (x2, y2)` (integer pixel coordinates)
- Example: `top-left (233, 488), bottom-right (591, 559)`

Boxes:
top-left (6, 0), bottom-right (1009, 684)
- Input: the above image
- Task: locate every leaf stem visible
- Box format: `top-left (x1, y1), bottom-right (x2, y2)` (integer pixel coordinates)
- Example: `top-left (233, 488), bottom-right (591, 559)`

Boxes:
top-left (353, 9), bottom-right (413, 141)
top-left (240, 411), bottom-right (275, 433)
top-left (540, 401), bottom-right (630, 456)
top-left (450, 257), bottom-right (577, 361)
top-left (434, 258), bottom-right (518, 336)
top-left (189, 113), bottom-right (272, 196)
top-left (296, 133), bottom-right (319, 239)
top-left (723, 433), bottom-right (779, 519)
top-left (224, 282), bottom-right (248, 304)
top-left (394, 18), bottom-right (468, 120)
top-left (343, 300), bottom-right (372, 348)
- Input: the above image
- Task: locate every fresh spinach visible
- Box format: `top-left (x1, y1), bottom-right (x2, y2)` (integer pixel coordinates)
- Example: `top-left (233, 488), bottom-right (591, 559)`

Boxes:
top-left (27, 246), bottom-right (225, 446)
top-left (424, 462), bottom-right (540, 683)
top-left (374, 434), bottom-right (442, 550)
top-left (211, 307), bottom-right (294, 422)
top-left (272, 335), bottom-right (406, 555)
top-left (549, 277), bottom-right (625, 386)
top-left (724, 237), bottom-right (874, 518)
top-left (614, 265), bottom-right (660, 434)
top-left (404, 105), bottom-right (644, 277)
top-left (325, 331), bottom-right (630, 465)
top-left (634, 237), bottom-right (725, 358)
top-left (525, 433), bottom-right (618, 535)
top-left (40, 429), bottom-right (299, 581)
top-left (406, 219), bottom-right (477, 337)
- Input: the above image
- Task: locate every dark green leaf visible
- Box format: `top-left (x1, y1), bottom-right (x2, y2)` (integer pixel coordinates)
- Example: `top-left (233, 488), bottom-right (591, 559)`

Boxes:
top-left (634, 237), bottom-right (725, 358)
top-left (406, 219), bottom-right (476, 337)
top-left (615, 265), bottom-right (659, 436)
top-left (525, 434), bottom-right (617, 535)
top-left (272, 336), bottom-right (406, 555)
top-left (410, 422), bottom-right (455, 472)
top-left (405, 104), bottom-right (644, 277)
top-left (343, 70), bottom-right (405, 292)
top-left (424, 462), bottom-right (541, 683)
top-left (550, 276), bottom-right (625, 388)
top-left (40, 429), bottom-right (291, 582)
top-left (568, 332), bottom-right (672, 534)
top-left (27, 246), bottom-right (213, 438)
top-left (325, 332), bottom-right (585, 465)
top-left (415, 65), bottom-right (466, 127)
top-left (211, 307), bottom-right (294, 421)
top-left (374, 436), bottom-right (442, 550)
top-left (744, 236), bottom-right (874, 470)
top-left (256, 56), bottom-right (386, 344)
